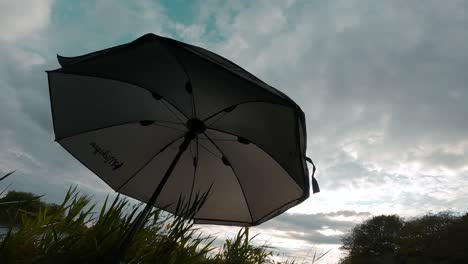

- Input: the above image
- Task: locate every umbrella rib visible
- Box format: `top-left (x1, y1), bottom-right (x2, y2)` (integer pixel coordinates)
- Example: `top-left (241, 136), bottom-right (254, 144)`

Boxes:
top-left (190, 92), bottom-right (196, 118)
top-left (55, 120), bottom-right (185, 141)
top-left (115, 134), bottom-right (185, 192)
top-left (151, 122), bottom-right (186, 132)
top-left (203, 100), bottom-right (290, 123)
top-left (161, 100), bottom-right (186, 124)
top-left (206, 111), bottom-right (228, 127)
top-left (188, 136), bottom-right (199, 204)
top-left (189, 140), bottom-right (195, 159)
top-left (253, 198), bottom-right (303, 226)
top-left (194, 218), bottom-right (250, 225)
top-left (198, 141), bottom-right (222, 159)
top-left (202, 133), bottom-right (255, 223)
top-left (152, 120), bottom-right (185, 125)
top-left (198, 137), bottom-right (237, 142)
top-left (159, 39), bottom-right (198, 119)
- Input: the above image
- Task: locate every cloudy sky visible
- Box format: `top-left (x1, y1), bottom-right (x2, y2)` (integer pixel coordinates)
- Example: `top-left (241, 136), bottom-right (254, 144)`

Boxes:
top-left (1, 0), bottom-right (467, 263)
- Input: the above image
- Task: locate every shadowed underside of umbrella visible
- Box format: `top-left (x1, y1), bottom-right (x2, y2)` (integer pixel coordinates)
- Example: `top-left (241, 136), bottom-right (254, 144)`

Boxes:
top-left (47, 33), bottom-right (318, 227)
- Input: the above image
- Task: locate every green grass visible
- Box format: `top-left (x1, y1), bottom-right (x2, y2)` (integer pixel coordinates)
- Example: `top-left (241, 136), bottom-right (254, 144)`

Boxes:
top-left (0, 186), bottom-right (214, 263)
top-left (0, 172), bottom-right (327, 263)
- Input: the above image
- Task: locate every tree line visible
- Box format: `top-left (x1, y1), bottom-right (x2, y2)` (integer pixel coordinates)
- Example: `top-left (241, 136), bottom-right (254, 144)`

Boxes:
top-left (339, 212), bottom-right (468, 263)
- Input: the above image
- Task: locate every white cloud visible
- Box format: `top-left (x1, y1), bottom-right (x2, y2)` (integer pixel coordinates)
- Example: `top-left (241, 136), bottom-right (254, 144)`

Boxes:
top-left (172, 23), bottom-right (206, 41)
top-left (0, 0), bottom-right (52, 43)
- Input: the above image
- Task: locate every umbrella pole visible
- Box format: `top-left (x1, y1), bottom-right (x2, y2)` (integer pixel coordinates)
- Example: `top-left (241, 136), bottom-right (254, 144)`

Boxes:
top-left (116, 133), bottom-right (194, 263)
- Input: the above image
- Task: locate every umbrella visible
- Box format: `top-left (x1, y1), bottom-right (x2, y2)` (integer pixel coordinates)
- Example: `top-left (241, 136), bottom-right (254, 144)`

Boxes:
top-left (47, 33), bottom-right (319, 257)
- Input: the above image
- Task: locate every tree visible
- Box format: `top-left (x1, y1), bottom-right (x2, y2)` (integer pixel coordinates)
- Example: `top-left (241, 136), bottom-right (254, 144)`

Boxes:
top-left (398, 212), bottom-right (468, 263)
top-left (340, 215), bottom-right (403, 264)
top-left (397, 212), bottom-right (456, 263)
top-left (0, 191), bottom-right (61, 227)
top-left (445, 213), bottom-right (468, 262)
top-left (339, 213), bottom-right (468, 264)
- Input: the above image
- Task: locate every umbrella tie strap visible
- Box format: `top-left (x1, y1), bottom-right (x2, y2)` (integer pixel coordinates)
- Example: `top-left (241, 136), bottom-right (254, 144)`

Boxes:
top-left (306, 157), bottom-right (320, 194)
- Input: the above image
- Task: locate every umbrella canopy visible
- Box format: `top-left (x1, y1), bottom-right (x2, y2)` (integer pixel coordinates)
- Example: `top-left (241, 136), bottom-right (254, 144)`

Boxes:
top-left (47, 33), bottom-right (318, 227)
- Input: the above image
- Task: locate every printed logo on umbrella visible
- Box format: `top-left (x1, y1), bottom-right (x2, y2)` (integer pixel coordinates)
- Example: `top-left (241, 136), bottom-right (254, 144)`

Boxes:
top-left (89, 142), bottom-right (124, 170)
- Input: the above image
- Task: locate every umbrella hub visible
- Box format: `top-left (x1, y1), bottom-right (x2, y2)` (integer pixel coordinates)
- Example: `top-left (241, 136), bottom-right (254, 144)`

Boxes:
top-left (186, 118), bottom-right (206, 135)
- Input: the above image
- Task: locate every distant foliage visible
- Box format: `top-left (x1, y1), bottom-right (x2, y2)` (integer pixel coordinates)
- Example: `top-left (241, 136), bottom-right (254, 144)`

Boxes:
top-left (0, 191), bottom-right (62, 227)
top-left (339, 213), bottom-right (468, 263)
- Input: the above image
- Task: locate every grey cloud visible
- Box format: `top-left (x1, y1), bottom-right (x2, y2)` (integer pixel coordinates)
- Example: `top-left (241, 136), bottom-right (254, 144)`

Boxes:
top-left (320, 154), bottom-right (397, 189)
top-left (199, 0), bottom-right (468, 165)
top-left (1, 3), bottom-right (468, 264)
top-left (418, 149), bottom-right (468, 171)
top-left (200, 211), bottom-right (369, 257)
top-left (264, 211), bottom-right (368, 231)
top-left (193, 2), bottom-right (468, 216)
top-left (287, 230), bottom-right (342, 245)
top-left (253, 211), bottom-right (371, 245)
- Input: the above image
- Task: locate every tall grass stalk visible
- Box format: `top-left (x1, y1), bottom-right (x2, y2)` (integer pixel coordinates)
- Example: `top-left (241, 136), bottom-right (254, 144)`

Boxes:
top-left (0, 187), bottom-right (215, 263)
top-left (0, 184), bottom-right (328, 264)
